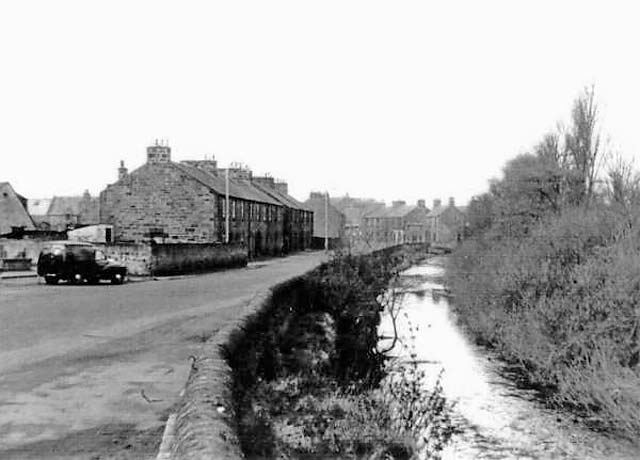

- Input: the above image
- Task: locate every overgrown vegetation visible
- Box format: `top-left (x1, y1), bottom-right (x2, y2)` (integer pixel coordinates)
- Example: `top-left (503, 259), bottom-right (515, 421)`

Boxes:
top-left (223, 245), bottom-right (454, 459)
top-left (448, 86), bottom-right (640, 438)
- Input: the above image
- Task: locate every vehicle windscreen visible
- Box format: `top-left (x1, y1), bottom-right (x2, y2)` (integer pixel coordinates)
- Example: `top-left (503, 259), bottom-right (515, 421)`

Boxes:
top-left (40, 245), bottom-right (66, 257)
top-left (68, 246), bottom-right (95, 262)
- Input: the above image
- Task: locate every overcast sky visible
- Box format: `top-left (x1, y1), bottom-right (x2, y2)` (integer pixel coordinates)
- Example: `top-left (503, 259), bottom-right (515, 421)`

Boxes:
top-left (1, 1), bottom-right (639, 206)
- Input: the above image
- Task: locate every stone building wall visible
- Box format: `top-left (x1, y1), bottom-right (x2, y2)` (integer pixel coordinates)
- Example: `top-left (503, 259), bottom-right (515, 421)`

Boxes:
top-left (221, 198), bottom-right (284, 257)
top-left (100, 163), bottom-right (219, 243)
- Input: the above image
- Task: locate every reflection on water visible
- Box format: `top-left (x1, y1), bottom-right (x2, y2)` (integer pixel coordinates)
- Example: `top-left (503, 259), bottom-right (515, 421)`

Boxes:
top-left (379, 258), bottom-right (640, 460)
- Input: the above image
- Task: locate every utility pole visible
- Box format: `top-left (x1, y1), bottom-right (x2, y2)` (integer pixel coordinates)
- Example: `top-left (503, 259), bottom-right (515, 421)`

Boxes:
top-left (324, 191), bottom-right (329, 251)
top-left (225, 168), bottom-right (230, 243)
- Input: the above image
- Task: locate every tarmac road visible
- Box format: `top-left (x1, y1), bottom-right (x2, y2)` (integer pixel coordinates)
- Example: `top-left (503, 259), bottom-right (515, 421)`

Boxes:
top-left (0, 252), bottom-right (326, 459)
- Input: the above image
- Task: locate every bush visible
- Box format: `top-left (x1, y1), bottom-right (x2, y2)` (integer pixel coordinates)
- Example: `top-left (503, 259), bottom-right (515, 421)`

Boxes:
top-left (224, 246), bottom-right (453, 459)
top-left (447, 205), bottom-right (640, 437)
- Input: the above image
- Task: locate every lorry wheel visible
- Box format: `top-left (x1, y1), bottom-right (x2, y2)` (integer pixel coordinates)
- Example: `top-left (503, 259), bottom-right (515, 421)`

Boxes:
top-left (44, 275), bottom-right (58, 285)
top-left (111, 273), bottom-right (124, 285)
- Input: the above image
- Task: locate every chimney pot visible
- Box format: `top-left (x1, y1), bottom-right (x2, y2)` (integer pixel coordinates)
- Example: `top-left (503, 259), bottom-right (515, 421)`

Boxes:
top-left (118, 160), bottom-right (128, 181)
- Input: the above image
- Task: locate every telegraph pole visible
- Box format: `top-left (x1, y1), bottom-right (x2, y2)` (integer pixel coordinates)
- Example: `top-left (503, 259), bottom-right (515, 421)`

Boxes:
top-left (225, 168), bottom-right (230, 243)
top-left (324, 191), bottom-right (329, 251)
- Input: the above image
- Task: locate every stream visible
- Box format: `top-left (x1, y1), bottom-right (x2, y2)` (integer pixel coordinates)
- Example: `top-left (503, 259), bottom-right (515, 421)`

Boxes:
top-left (379, 256), bottom-right (640, 459)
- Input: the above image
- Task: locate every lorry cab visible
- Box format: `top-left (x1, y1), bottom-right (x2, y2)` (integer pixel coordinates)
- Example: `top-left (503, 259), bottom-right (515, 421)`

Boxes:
top-left (37, 241), bottom-right (127, 285)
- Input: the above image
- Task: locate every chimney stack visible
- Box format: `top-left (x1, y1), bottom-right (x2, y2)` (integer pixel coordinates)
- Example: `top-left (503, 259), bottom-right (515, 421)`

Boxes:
top-left (449, 197), bottom-right (455, 207)
top-left (253, 175), bottom-right (276, 189)
top-left (118, 160), bottom-right (128, 181)
top-left (274, 181), bottom-right (288, 195)
top-left (417, 199), bottom-right (425, 208)
top-left (182, 156), bottom-right (218, 176)
top-left (433, 198), bottom-right (442, 209)
top-left (392, 200), bottom-right (406, 208)
top-left (309, 191), bottom-right (326, 200)
top-left (147, 140), bottom-right (171, 164)
top-left (222, 163), bottom-right (252, 181)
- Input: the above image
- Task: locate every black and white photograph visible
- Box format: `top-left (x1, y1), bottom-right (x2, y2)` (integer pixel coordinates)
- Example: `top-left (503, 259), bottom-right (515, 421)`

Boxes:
top-left (2, 1), bottom-right (640, 459)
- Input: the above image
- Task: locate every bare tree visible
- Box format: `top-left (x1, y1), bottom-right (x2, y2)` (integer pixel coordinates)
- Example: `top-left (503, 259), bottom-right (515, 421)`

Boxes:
top-left (564, 85), bottom-right (605, 206)
top-left (606, 154), bottom-right (638, 206)
top-left (378, 275), bottom-right (405, 354)
top-left (534, 130), bottom-right (562, 165)
top-left (605, 154), bottom-right (640, 239)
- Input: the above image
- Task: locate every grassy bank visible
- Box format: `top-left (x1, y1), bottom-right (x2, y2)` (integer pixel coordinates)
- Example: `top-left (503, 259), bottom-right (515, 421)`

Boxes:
top-left (446, 87), bottom-right (640, 438)
top-left (223, 245), bottom-right (453, 459)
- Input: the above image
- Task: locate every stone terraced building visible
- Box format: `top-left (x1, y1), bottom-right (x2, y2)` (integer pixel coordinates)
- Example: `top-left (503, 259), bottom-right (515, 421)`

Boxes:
top-left (99, 143), bottom-right (313, 257)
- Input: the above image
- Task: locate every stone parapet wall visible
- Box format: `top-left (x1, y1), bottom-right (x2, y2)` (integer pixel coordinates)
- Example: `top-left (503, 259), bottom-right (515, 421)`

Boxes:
top-left (163, 292), bottom-right (269, 460)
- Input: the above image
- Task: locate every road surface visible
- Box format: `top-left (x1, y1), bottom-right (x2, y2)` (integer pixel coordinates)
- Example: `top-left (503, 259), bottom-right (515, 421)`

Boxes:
top-left (0, 252), bottom-right (326, 459)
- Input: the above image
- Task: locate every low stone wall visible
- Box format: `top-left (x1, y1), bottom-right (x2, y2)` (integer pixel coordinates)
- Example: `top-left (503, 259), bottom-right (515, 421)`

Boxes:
top-left (0, 239), bottom-right (44, 266)
top-left (152, 243), bottom-right (247, 276)
top-left (99, 242), bottom-right (248, 277)
top-left (98, 242), bottom-right (153, 276)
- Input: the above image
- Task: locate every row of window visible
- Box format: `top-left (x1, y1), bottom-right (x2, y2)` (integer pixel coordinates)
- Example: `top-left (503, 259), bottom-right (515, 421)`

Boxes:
top-left (221, 199), bottom-right (282, 222)
top-left (221, 199), bottom-right (312, 224)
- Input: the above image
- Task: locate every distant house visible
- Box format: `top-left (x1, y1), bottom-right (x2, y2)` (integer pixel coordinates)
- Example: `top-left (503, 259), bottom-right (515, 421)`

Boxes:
top-left (330, 195), bottom-right (385, 242)
top-left (363, 200), bottom-right (430, 245)
top-left (427, 197), bottom-right (466, 245)
top-left (304, 192), bottom-right (346, 249)
top-left (99, 143), bottom-right (313, 257)
top-left (28, 191), bottom-right (99, 231)
top-left (0, 182), bottom-right (35, 235)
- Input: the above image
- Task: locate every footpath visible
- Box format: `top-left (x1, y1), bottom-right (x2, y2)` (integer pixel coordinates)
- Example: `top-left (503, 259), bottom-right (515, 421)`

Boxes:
top-left (0, 269), bottom-right (37, 280)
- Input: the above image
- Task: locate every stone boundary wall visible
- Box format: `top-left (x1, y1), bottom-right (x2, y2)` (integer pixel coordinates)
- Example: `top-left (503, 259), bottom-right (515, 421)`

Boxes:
top-left (98, 242), bottom-right (153, 276)
top-left (97, 242), bottom-right (248, 277)
top-left (0, 239), bottom-right (44, 265)
top-left (152, 243), bottom-right (247, 276)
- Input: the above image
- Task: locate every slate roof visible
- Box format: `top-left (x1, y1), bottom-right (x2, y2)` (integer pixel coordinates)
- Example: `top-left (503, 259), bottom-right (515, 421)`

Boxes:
top-left (365, 204), bottom-right (417, 219)
top-left (428, 204), bottom-right (464, 218)
top-left (48, 196), bottom-right (83, 215)
top-left (385, 204), bottom-right (418, 218)
top-left (174, 162), bottom-right (281, 206)
top-left (252, 182), bottom-right (311, 211)
top-left (0, 182), bottom-right (35, 234)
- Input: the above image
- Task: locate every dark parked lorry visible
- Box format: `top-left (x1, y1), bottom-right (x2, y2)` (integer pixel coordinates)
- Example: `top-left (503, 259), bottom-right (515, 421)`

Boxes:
top-left (37, 241), bottom-right (127, 285)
